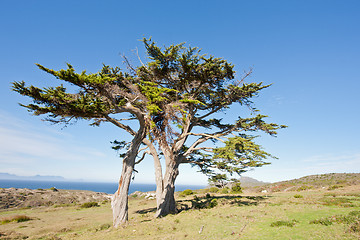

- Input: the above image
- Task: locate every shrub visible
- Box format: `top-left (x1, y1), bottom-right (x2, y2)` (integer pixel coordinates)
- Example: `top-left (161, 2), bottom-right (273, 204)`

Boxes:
top-left (208, 199), bottom-right (218, 208)
top-left (293, 194), bottom-right (303, 198)
top-left (180, 189), bottom-right (194, 197)
top-left (80, 202), bottom-right (99, 208)
top-left (270, 219), bottom-right (298, 227)
top-left (296, 185), bottom-right (312, 191)
top-left (309, 218), bottom-right (333, 226)
top-left (231, 183), bottom-right (242, 194)
top-left (49, 187), bottom-right (58, 192)
top-left (96, 223), bottom-right (111, 231)
top-left (328, 185), bottom-right (344, 190)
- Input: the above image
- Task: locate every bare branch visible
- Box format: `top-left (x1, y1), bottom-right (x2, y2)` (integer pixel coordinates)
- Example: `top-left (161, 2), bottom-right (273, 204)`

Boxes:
top-left (135, 150), bottom-right (150, 165)
top-left (234, 68), bottom-right (253, 86)
top-left (105, 115), bottom-right (136, 136)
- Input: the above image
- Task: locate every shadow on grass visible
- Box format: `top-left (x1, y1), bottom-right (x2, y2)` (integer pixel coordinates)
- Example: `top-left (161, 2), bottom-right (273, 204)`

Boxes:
top-left (135, 207), bottom-right (157, 214)
top-left (176, 194), bottom-right (270, 213)
top-left (135, 194), bottom-right (270, 216)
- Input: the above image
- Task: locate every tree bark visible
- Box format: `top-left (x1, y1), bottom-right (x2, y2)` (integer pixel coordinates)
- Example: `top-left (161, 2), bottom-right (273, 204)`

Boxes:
top-left (111, 155), bottom-right (134, 227)
top-left (111, 111), bottom-right (146, 228)
top-left (154, 161), bottom-right (179, 217)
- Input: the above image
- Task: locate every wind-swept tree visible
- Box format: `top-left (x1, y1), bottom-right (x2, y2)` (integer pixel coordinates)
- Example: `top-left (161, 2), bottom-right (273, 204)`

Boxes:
top-left (11, 63), bottom-right (169, 227)
top-left (136, 39), bottom-right (286, 217)
top-left (12, 38), bottom-right (286, 225)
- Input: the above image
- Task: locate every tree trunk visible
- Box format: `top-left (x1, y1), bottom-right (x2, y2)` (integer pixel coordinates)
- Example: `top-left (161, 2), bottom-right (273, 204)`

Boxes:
top-left (154, 161), bottom-right (179, 218)
top-left (143, 138), bottom-right (163, 209)
top-left (111, 114), bottom-right (146, 228)
top-left (111, 156), bottom-right (134, 227)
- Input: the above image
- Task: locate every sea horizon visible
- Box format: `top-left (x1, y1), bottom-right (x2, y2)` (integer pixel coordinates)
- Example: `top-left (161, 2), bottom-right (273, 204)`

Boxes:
top-left (0, 179), bottom-right (206, 194)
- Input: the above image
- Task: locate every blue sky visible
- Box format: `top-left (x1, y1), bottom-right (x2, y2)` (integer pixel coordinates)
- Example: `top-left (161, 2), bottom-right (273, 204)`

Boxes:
top-left (1, 0), bottom-right (359, 185)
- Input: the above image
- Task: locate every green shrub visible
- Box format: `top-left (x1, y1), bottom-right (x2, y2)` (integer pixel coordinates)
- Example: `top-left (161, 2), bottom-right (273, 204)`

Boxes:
top-left (205, 193), bottom-right (211, 198)
top-left (231, 183), bottom-right (242, 194)
top-left (309, 218), bottom-right (333, 226)
top-left (208, 199), bottom-right (218, 208)
top-left (96, 223), bottom-right (111, 231)
top-left (296, 185), bottom-right (312, 191)
top-left (270, 219), bottom-right (298, 227)
top-left (293, 194), bottom-right (303, 198)
top-left (49, 187), bottom-right (58, 192)
top-left (328, 185), bottom-right (344, 190)
top-left (80, 202), bottom-right (99, 208)
top-left (179, 189), bottom-right (194, 197)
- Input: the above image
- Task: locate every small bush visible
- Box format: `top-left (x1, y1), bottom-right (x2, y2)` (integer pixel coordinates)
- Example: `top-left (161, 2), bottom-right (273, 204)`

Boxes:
top-left (96, 223), bottom-right (111, 231)
top-left (80, 202), bottom-right (99, 208)
top-left (270, 219), bottom-right (298, 227)
top-left (296, 185), bottom-right (312, 191)
top-left (49, 187), bottom-right (58, 192)
top-left (310, 218), bottom-right (333, 226)
top-left (182, 189), bottom-right (194, 195)
top-left (208, 199), bottom-right (218, 208)
top-left (179, 189), bottom-right (194, 197)
top-left (293, 194), bottom-right (303, 199)
top-left (231, 183), bottom-right (242, 194)
top-left (328, 185), bottom-right (344, 190)
top-left (205, 193), bottom-right (211, 198)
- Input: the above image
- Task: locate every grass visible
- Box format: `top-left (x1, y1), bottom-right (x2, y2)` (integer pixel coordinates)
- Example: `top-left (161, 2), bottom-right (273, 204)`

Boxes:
top-left (0, 185), bottom-right (359, 239)
top-left (1, 215), bottom-right (32, 224)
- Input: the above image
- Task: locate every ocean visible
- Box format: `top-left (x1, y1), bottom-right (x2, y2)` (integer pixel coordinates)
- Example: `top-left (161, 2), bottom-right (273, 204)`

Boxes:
top-left (0, 179), bottom-right (205, 194)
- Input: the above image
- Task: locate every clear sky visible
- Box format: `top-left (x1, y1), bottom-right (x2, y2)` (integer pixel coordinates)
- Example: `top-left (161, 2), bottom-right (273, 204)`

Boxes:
top-left (1, 0), bottom-right (359, 185)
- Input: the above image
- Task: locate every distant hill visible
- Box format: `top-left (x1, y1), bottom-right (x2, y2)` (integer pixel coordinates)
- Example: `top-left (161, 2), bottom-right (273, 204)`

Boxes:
top-left (0, 173), bottom-right (66, 181)
top-left (253, 173), bottom-right (360, 193)
top-left (239, 176), bottom-right (268, 187)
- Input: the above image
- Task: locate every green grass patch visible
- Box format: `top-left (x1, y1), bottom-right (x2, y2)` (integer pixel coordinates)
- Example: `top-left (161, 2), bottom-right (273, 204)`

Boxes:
top-left (1, 215), bottom-right (32, 224)
top-left (80, 202), bottom-right (99, 208)
top-left (270, 219), bottom-right (299, 227)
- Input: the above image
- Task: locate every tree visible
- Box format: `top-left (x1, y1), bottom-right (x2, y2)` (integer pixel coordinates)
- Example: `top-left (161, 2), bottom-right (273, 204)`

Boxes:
top-left (135, 39), bottom-right (286, 217)
top-left (12, 38), bottom-right (286, 225)
top-left (208, 174), bottom-right (229, 188)
top-left (11, 63), bottom-right (169, 227)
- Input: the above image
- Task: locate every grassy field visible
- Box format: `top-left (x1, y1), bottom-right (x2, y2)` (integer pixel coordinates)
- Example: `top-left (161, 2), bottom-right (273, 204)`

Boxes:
top-left (1, 184), bottom-right (359, 239)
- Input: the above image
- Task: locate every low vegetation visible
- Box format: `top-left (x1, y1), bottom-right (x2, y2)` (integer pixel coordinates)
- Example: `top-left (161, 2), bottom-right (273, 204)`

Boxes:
top-left (0, 173), bottom-right (359, 239)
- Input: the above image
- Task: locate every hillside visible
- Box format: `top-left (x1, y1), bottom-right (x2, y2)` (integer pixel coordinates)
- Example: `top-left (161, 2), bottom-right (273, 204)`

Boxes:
top-left (252, 173), bottom-right (360, 193)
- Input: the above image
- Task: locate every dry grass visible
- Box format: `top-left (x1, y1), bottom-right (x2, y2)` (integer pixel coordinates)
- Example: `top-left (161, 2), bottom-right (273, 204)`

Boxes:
top-left (0, 185), bottom-right (359, 239)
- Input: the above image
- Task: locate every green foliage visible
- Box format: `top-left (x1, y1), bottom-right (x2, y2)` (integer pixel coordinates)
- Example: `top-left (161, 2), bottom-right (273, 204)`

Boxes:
top-left (49, 187), bottom-right (58, 192)
top-left (309, 211), bottom-right (360, 233)
top-left (328, 185), bottom-right (344, 190)
top-left (309, 218), bottom-right (333, 226)
top-left (80, 202), bottom-right (99, 208)
top-left (231, 183), bottom-right (242, 194)
top-left (293, 194), bottom-right (303, 198)
top-left (270, 219), bottom-right (298, 227)
top-left (181, 189), bottom-right (193, 196)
